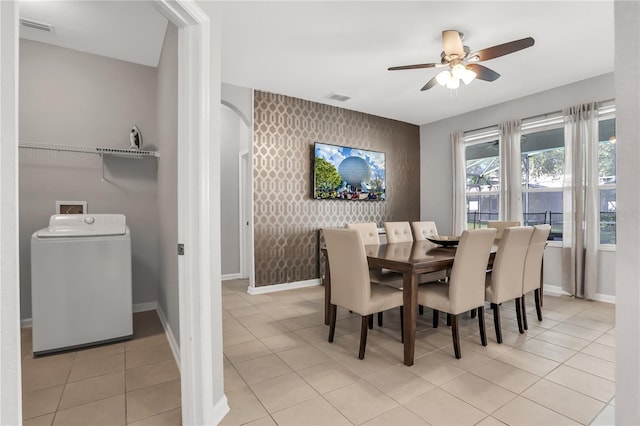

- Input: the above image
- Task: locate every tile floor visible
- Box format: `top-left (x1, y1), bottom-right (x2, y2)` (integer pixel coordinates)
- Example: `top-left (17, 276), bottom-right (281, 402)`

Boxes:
top-left (220, 279), bottom-right (616, 425)
top-left (21, 311), bottom-right (181, 426)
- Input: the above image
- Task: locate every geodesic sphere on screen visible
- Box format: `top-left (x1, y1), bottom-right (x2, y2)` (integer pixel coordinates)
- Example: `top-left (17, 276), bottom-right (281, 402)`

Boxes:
top-left (338, 156), bottom-right (371, 187)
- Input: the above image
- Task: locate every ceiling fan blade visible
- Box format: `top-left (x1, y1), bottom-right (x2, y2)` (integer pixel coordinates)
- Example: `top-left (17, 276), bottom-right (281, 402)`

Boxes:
top-left (467, 64), bottom-right (500, 81)
top-left (421, 76), bottom-right (439, 91)
top-left (442, 30), bottom-right (464, 56)
top-left (388, 63), bottom-right (438, 71)
top-left (472, 37), bottom-right (535, 62)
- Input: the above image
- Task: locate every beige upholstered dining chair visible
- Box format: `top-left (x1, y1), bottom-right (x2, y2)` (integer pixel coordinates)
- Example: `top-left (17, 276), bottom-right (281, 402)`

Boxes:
top-left (487, 221), bottom-right (521, 239)
top-left (521, 224), bottom-right (551, 329)
top-left (323, 228), bottom-right (404, 359)
top-left (384, 221), bottom-right (413, 243)
top-left (345, 222), bottom-right (380, 244)
top-left (485, 226), bottom-right (534, 343)
top-left (416, 228), bottom-right (496, 359)
top-left (411, 221), bottom-right (439, 241)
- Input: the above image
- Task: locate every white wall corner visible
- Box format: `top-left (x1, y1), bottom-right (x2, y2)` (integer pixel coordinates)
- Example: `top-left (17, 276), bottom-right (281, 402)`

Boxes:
top-left (221, 273), bottom-right (242, 281)
top-left (155, 304), bottom-right (181, 367)
top-left (247, 278), bottom-right (321, 295)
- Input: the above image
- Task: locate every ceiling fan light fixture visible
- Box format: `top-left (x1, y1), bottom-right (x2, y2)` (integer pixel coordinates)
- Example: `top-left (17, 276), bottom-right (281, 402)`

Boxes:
top-left (436, 70), bottom-right (452, 86)
top-left (461, 67), bottom-right (477, 85)
top-left (451, 64), bottom-right (466, 80)
top-left (446, 77), bottom-right (460, 90)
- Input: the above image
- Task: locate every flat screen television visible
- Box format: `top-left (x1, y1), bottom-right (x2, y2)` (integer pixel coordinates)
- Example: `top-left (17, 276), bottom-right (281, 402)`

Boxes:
top-left (313, 142), bottom-right (385, 201)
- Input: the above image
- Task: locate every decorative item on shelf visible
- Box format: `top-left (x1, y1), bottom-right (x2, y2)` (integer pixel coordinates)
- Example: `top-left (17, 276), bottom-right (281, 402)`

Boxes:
top-left (129, 125), bottom-right (143, 150)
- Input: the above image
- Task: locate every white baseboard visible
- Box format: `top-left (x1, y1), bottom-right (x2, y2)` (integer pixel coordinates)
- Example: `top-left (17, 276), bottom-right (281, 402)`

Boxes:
top-left (247, 278), bottom-right (321, 295)
top-left (544, 284), bottom-right (616, 304)
top-left (222, 273), bottom-right (243, 281)
top-left (156, 303), bottom-right (180, 367)
top-left (211, 395), bottom-right (230, 426)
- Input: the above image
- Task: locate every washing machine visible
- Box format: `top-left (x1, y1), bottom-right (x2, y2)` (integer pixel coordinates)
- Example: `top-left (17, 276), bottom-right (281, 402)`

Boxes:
top-left (31, 214), bottom-right (133, 355)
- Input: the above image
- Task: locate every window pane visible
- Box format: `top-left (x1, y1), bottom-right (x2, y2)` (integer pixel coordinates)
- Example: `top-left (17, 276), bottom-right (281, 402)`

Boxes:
top-left (600, 188), bottom-right (616, 244)
top-left (521, 128), bottom-right (565, 189)
top-left (521, 191), bottom-right (564, 240)
top-left (466, 194), bottom-right (499, 229)
top-left (466, 140), bottom-right (499, 193)
top-left (599, 118), bottom-right (616, 184)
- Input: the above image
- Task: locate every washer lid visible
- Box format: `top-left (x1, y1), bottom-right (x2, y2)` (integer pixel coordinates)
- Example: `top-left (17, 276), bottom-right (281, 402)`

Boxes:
top-left (36, 214), bottom-right (127, 238)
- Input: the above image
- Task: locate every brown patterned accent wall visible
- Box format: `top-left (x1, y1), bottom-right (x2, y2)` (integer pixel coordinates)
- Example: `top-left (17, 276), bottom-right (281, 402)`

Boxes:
top-left (253, 91), bottom-right (420, 287)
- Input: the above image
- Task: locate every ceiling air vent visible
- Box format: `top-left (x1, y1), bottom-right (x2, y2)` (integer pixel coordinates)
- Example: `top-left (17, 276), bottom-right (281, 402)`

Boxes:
top-left (20, 17), bottom-right (53, 32)
top-left (326, 93), bottom-right (351, 102)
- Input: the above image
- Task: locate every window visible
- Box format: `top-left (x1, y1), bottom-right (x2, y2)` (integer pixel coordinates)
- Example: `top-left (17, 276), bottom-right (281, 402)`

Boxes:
top-left (520, 122), bottom-right (565, 240)
top-left (465, 138), bottom-right (499, 229)
top-left (598, 115), bottom-right (616, 245)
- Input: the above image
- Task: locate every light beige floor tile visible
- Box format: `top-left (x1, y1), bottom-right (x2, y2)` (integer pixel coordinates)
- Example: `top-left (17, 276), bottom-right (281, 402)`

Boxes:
top-left (551, 322), bottom-right (605, 341)
top-left (324, 381), bottom-right (398, 425)
top-left (126, 334), bottom-right (172, 352)
top-left (23, 413), bottom-right (54, 426)
top-left (125, 342), bottom-right (174, 369)
top-left (236, 312), bottom-right (277, 327)
top-left (522, 378), bottom-right (605, 424)
top-left (228, 305), bottom-right (263, 318)
top-left (246, 321), bottom-right (291, 338)
top-left (219, 387), bottom-right (269, 426)
top-left (22, 385), bottom-right (64, 420)
top-left (545, 365), bottom-right (615, 402)
top-left (279, 313), bottom-right (326, 331)
top-left (517, 338), bottom-right (577, 363)
top-left (126, 379), bottom-right (181, 423)
top-left (223, 327), bottom-right (257, 347)
top-left (492, 396), bottom-right (579, 425)
top-left (244, 416), bottom-right (277, 426)
top-left (224, 365), bottom-right (248, 392)
top-left (53, 394), bottom-right (125, 426)
top-left (21, 353), bottom-right (75, 392)
top-left (271, 396), bottom-right (351, 425)
top-left (404, 387), bottom-right (486, 425)
top-left (441, 372), bottom-right (517, 414)
top-left (463, 336), bottom-right (514, 358)
top-left (249, 372), bottom-right (319, 413)
top-left (474, 416), bottom-right (507, 426)
top-left (59, 371), bottom-right (124, 410)
top-left (534, 330), bottom-right (591, 351)
top-left (565, 352), bottom-right (615, 381)
top-left (361, 405), bottom-right (429, 425)
top-left (260, 332), bottom-right (309, 352)
top-left (471, 359), bottom-right (539, 393)
top-left (329, 351), bottom-right (400, 379)
top-left (241, 293), bottom-right (278, 305)
top-left (590, 404), bottom-right (615, 426)
top-left (365, 365), bottom-right (434, 404)
top-left (581, 342), bottom-right (615, 362)
top-left (73, 342), bottom-right (125, 361)
top-left (126, 359), bottom-right (180, 391)
top-left (297, 360), bottom-right (360, 394)
top-left (495, 348), bottom-right (560, 376)
top-left (276, 345), bottom-right (330, 370)
top-left (127, 407), bottom-right (182, 426)
top-left (409, 351), bottom-right (466, 385)
top-left (234, 354), bottom-right (293, 385)
top-left (224, 339), bottom-right (272, 364)
top-left (222, 294), bottom-right (253, 310)
top-left (595, 333), bottom-right (616, 347)
top-left (440, 347), bottom-right (494, 372)
top-left (67, 352), bottom-right (124, 382)
top-left (565, 315), bottom-right (614, 332)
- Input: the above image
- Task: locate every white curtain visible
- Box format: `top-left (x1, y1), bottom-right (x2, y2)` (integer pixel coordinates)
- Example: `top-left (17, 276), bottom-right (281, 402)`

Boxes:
top-left (562, 103), bottom-right (599, 299)
top-left (499, 120), bottom-right (523, 222)
top-left (452, 131), bottom-right (467, 235)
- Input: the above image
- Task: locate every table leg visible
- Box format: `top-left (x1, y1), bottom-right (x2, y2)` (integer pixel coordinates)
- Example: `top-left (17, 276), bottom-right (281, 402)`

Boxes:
top-left (324, 253), bottom-right (331, 326)
top-left (402, 272), bottom-right (418, 366)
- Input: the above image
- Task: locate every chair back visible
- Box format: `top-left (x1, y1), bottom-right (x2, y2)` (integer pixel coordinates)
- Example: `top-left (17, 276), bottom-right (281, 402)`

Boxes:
top-left (346, 223), bottom-right (380, 245)
top-left (411, 221), bottom-right (439, 241)
top-left (384, 221), bottom-right (413, 243)
top-left (488, 226), bottom-right (534, 303)
top-left (522, 224), bottom-right (551, 293)
top-left (487, 221), bottom-right (521, 239)
top-left (448, 229), bottom-right (497, 313)
top-left (323, 228), bottom-right (371, 314)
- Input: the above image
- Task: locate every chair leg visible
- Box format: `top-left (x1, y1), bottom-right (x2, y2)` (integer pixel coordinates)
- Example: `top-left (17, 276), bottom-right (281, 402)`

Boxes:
top-left (451, 314), bottom-right (461, 359)
top-left (433, 309), bottom-right (439, 328)
top-left (447, 313), bottom-right (452, 327)
top-left (359, 316), bottom-right (369, 359)
top-left (400, 306), bottom-right (404, 343)
top-left (521, 295), bottom-right (529, 330)
top-left (492, 303), bottom-right (503, 344)
top-left (328, 304), bottom-right (337, 343)
top-left (368, 314), bottom-right (373, 330)
top-left (419, 305), bottom-right (424, 315)
top-left (378, 311), bottom-right (383, 327)
top-left (478, 306), bottom-right (487, 346)
top-left (515, 299), bottom-right (524, 334)
top-left (470, 308), bottom-right (477, 318)
top-left (534, 289), bottom-right (543, 321)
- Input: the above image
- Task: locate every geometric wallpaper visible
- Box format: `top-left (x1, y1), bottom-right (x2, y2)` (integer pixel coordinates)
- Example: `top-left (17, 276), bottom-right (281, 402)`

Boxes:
top-left (253, 91), bottom-right (420, 287)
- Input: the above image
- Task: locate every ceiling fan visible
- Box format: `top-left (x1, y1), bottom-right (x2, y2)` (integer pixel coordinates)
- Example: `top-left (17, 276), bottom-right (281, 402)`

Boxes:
top-left (388, 30), bottom-right (535, 91)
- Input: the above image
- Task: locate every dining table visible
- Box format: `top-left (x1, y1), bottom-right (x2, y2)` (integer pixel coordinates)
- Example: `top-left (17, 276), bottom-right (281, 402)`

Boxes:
top-left (321, 240), bottom-right (496, 367)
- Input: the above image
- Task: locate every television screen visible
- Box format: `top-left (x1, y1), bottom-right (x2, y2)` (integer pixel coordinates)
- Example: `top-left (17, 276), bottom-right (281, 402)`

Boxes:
top-left (313, 142), bottom-right (385, 201)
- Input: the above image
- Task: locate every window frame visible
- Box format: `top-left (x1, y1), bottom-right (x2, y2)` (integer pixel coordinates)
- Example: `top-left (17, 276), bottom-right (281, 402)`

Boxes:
top-left (463, 129), bottom-right (500, 229)
top-left (598, 106), bottom-right (616, 249)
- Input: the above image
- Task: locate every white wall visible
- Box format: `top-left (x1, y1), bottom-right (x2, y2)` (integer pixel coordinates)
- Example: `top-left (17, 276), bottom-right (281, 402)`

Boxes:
top-left (19, 40), bottom-right (160, 319)
top-left (419, 72), bottom-right (616, 297)
top-left (156, 22), bottom-right (179, 342)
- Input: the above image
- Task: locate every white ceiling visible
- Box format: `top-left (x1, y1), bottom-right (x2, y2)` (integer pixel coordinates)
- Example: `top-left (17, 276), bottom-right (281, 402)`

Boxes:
top-left (18, 1), bottom-right (614, 126)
